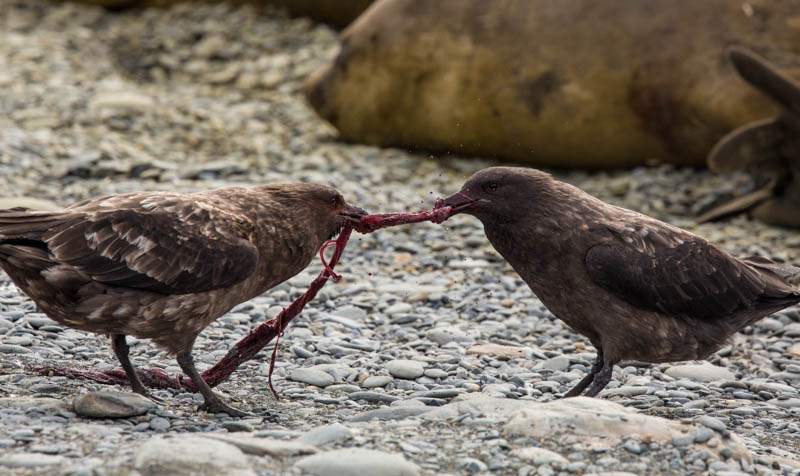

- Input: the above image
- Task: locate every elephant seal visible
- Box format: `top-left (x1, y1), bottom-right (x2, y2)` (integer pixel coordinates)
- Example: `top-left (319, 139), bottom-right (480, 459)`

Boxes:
top-left (698, 47), bottom-right (800, 229)
top-left (72, 1), bottom-right (372, 28)
top-left (305, 0), bottom-right (800, 167)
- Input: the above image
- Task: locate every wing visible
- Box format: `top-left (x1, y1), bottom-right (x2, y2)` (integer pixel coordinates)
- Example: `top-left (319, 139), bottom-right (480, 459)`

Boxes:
top-left (584, 224), bottom-right (786, 321)
top-left (40, 197), bottom-right (258, 295)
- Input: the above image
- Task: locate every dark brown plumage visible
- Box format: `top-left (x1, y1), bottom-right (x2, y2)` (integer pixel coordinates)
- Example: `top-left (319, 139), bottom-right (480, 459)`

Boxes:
top-left (0, 183), bottom-right (366, 416)
top-left (439, 167), bottom-right (800, 397)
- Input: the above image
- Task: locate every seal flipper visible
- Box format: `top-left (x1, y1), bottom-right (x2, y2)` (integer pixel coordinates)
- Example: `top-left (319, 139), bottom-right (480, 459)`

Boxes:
top-left (695, 176), bottom-right (776, 223)
top-left (707, 117), bottom-right (783, 172)
top-left (700, 47), bottom-right (800, 227)
top-left (728, 47), bottom-right (800, 117)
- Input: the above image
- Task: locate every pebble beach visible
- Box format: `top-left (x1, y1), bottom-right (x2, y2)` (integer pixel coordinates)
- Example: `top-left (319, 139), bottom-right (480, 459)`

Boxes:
top-left (0, 2), bottom-right (799, 475)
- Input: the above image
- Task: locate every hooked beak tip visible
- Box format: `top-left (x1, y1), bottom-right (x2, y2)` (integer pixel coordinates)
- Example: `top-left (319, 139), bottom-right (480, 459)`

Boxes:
top-left (436, 190), bottom-right (479, 213)
top-left (338, 205), bottom-right (368, 224)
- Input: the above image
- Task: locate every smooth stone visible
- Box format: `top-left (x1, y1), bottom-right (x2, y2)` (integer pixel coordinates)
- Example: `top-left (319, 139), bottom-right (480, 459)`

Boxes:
top-left (349, 391), bottom-right (401, 404)
top-left (200, 434), bottom-right (317, 457)
top-left (423, 369), bottom-right (448, 379)
top-left (683, 400), bottom-right (707, 409)
top-left (692, 427), bottom-right (714, 443)
top-left (134, 435), bottom-right (255, 476)
top-left (748, 381), bottom-right (796, 395)
top-left (420, 389), bottom-right (460, 399)
top-left (149, 417), bottom-right (171, 431)
top-left (0, 453), bottom-right (64, 468)
top-left (0, 397), bottom-right (66, 411)
top-left (466, 343), bottom-right (528, 359)
top-left (292, 345), bottom-right (314, 358)
top-left (664, 363), bottom-right (734, 382)
top-left (622, 439), bottom-right (643, 454)
top-left (362, 375), bottom-right (393, 388)
top-left (348, 407), bottom-right (432, 422)
top-left (4, 336), bottom-right (32, 346)
top-left (330, 305), bottom-right (367, 321)
top-left (385, 360), bottom-right (425, 379)
top-left (458, 457), bottom-right (487, 473)
top-left (672, 435), bottom-right (694, 447)
top-left (426, 327), bottom-right (470, 345)
top-left (773, 398), bottom-right (800, 408)
top-left (422, 394), bottom-right (532, 421)
top-left (295, 448), bottom-right (420, 476)
top-left (541, 355), bottom-right (571, 372)
top-left (755, 317), bottom-right (783, 332)
top-left (600, 386), bottom-right (649, 398)
top-left (512, 447), bottom-right (569, 468)
top-left (89, 91), bottom-right (155, 113)
top-left (72, 391), bottom-right (156, 418)
top-left (29, 383), bottom-right (61, 394)
top-left (289, 368), bottom-right (335, 387)
top-left (326, 384), bottom-right (361, 393)
top-left (221, 421), bottom-right (254, 433)
top-left (0, 344), bottom-right (32, 354)
top-left (384, 303), bottom-right (413, 316)
top-left (784, 323), bottom-right (800, 337)
top-left (502, 397), bottom-right (750, 461)
top-left (296, 423), bottom-right (353, 446)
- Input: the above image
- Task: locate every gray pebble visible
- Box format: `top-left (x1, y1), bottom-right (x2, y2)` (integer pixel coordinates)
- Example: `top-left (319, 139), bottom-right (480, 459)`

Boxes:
top-left (349, 392), bottom-right (400, 404)
top-left (419, 389), bottom-right (459, 399)
top-left (296, 423), bottom-right (353, 446)
top-left (326, 384), bottom-right (361, 393)
top-left (4, 336), bottom-right (32, 346)
top-left (134, 435), bottom-right (252, 475)
top-left (458, 457), bottom-right (487, 473)
top-left (384, 303), bottom-right (413, 316)
top-left (295, 448), bottom-right (420, 476)
top-left (73, 391), bottom-right (156, 418)
top-left (362, 375), bottom-right (393, 388)
top-left (290, 368), bottom-right (335, 387)
top-left (0, 453), bottom-right (64, 468)
top-left (292, 345), bottom-right (314, 358)
top-left (623, 439), bottom-right (643, 454)
top-left (692, 427), bottom-right (714, 443)
top-left (221, 421), bottom-right (253, 433)
top-left (773, 398), bottom-right (800, 408)
top-left (664, 363), bottom-right (734, 382)
top-left (697, 416), bottom-right (727, 432)
top-left (385, 360), bottom-right (424, 379)
top-left (423, 368), bottom-right (448, 379)
top-left (541, 355), bottom-right (570, 372)
top-left (0, 344), bottom-right (32, 354)
top-left (149, 417), bottom-right (171, 431)
top-left (348, 407), bottom-right (431, 422)
top-left (671, 435), bottom-right (694, 447)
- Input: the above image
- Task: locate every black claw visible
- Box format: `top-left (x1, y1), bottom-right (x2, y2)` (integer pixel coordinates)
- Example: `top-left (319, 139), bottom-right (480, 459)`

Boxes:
top-left (200, 399), bottom-right (252, 418)
top-left (562, 348), bottom-right (604, 398)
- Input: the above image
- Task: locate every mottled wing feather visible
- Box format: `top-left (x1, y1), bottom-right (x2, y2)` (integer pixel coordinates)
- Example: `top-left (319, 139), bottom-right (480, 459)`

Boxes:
top-left (42, 207), bottom-right (258, 294)
top-left (584, 227), bottom-right (769, 321)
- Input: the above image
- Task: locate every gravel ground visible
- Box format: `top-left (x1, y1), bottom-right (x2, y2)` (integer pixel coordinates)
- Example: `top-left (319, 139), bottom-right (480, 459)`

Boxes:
top-left (0, 2), bottom-right (799, 475)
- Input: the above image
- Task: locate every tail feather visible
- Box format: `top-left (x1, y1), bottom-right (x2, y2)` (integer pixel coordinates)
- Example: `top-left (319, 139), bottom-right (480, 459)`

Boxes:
top-left (743, 255), bottom-right (800, 281)
top-left (0, 210), bottom-right (67, 240)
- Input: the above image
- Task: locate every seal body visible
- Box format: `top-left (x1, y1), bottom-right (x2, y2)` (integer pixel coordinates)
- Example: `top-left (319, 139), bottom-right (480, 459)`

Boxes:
top-left (306, 0), bottom-right (800, 167)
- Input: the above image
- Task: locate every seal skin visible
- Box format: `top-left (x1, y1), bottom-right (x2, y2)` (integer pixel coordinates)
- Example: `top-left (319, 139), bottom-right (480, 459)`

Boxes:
top-left (72, 0), bottom-right (373, 27)
top-left (0, 183), bottom-right (366, 416)
top-left (306, 0), bottom-right (800, 167)
top-left (439, 167), bottom-right (800, 396)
